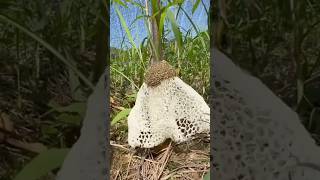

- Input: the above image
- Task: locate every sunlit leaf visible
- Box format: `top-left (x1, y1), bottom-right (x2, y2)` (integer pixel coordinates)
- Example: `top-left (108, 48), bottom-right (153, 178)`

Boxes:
top-left (126, 93), bottom-right (137, 103)
top-left (126, 93), bottom-right (137, 99)
top-left (114, 5), bottom-right (135, 48)
top-left (111, 66), bottom-right (139, 89)
top-left (113, 0), bottom-right (127, 7)
top-left (172, 0), bottom-right (184, 5)
top-left (167, 9), bottom-right (183, 52)
top-left (114, 4), bottom-right (144, 66)
top-left (126, 0), bottom-right (145, 9)
top-left (151, 0), bottom-right (160, 16)
top-left (112, 108), bottom-right (132, 125)
top-left (159, 9), bottom-right (167, 37)
top-left (181, 6), bottom-right (199, 34)
top-left (192, 0), bottom-right (201, 14)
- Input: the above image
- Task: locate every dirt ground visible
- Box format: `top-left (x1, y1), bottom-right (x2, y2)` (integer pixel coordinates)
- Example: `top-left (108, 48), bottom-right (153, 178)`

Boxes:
top-left (110, 131), bottom-right (210, 180)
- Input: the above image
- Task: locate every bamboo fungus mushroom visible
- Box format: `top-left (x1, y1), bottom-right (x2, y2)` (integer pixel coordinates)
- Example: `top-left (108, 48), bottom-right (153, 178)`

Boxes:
top-left (127, 60), bottom-right (210, 148)
top-left (127, 0), bottom-right (210, 148)
top-left (212, 48), bottom-right (320, 180)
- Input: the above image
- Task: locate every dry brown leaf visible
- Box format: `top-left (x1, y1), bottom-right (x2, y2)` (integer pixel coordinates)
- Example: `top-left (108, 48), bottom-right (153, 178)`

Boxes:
top-left (6, 138), bottom-right (48, 153)
top-left (0, 112), bottom-right (14, 142)
top-left (0, 112), bottom-right (14, 132)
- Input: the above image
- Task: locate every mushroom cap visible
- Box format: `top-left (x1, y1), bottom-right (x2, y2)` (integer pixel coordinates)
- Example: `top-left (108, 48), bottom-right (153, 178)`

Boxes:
top-left (145, 60), bottom-right (176, 87)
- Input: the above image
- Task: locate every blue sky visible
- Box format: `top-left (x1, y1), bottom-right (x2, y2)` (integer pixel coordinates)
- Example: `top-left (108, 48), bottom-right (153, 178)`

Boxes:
top-left (110, 0), bottom-right (209, 49)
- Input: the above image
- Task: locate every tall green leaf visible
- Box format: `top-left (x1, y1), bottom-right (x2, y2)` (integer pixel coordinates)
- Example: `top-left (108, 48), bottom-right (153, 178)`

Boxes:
top-left (159, 9), bottom-right (167, 38)
top-left (13, 148), bottom-right (69, 180)
top-left (181, 6), bottom-right (199, 34)
top-left (167, 9), bottom-right (183, 52)
top-left (0, 14), bottom-right (94, 90)
top-left (114, 4), bottom-right (144, 69)
top-left (192, 0), bottom-right (201, 14)
top-left (111, 108), bottom-right (131, 125)
top-left (113, 0), bottom-right (128, 7)
top-left (114, 5), bottom-right (137, 51)
top-left (111, 67), bottom-right (139, 89)
top-left (151, 0), bottom-right (160, 18)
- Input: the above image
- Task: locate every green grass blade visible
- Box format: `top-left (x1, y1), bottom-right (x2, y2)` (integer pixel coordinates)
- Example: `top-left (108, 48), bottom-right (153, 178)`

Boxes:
top-left (151, 0), bottom-right (160, 17)
top-left (174, 0), bottom-right (185, 4)
top-left (115, 4), bottom-right (144, 68)
top-left (131, 15), bottom-right (149, 25)
top-left (180, 6), bottom-right (199, 34)
top-left (114, 5), bottom-right (137, 50)
top-left (113, 0), bottom-right (128, 7)
top-left (200, 0), bottom-right (208, 15)
top-left (150, 1), bottom-right (183, 19)
top-left (126, 0), bottom-right (145, 9)
top-left (159, 9), bottom-right (167, 38)
top-left (194, 32), bottom-right (209, 49)
top-left (111, 108), bottom-right (132, 125)
top-left (13, 148), bottom-right (70, 180)
top-left (111, 66), bottom-right (139, 89)
top-left (167, 9), bottom-right (183, 52)
top-left (192, 0), bottom-right (201, 14)
top-left (0, 14), bottom-right (94, 90)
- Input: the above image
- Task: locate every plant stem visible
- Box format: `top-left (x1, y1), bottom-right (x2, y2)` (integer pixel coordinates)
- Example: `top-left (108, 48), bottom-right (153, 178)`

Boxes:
top-left (150, 0), bottom-right (162, 64)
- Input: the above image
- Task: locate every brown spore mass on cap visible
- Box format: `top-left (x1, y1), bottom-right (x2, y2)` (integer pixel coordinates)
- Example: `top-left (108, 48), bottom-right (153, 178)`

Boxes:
top-left (145, 60), bottom-right (176, 87)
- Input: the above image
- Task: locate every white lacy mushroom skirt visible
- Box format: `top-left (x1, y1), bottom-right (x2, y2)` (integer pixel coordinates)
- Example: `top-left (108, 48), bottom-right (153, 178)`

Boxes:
top-left (127, 77), bottom-right (210, 148)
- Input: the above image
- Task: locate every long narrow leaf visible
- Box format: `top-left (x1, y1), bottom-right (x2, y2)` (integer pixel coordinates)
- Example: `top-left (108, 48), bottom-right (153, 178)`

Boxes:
top-left (151, 0), bottom-right (160, 17)
top-left (167, 9), bottom-right (183, 52)
top-left (149, 1), bottom-right (183, 19)
top-left (0, 14), bottom-right (94, 90)
top-left (113, 0), bottom-right (128, 7)
top-left (13, 148), bottom-right (69, 180)
top-left (115, 5), bottom-right (136, 49)
top-left (174, 0), bottom-right (185, 4)
top-left (114, 4), bottom-right (144, 69)
top-left (131, 15), bottom-right (149, 26)
top-left (111, 108), bottom-right (131, 125)
top-left (126, 0), bottom-right (145, 9)
top-left (192, 0), bottom-right (201, 14)
top-left (159, 9), bottom-right (167, 38)
top-left (111, 67), bottom-right (139, 89)
top-left (200, 0), bottom-right (208, 15)
top-left (180, 6), bottom-right (199, 34)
